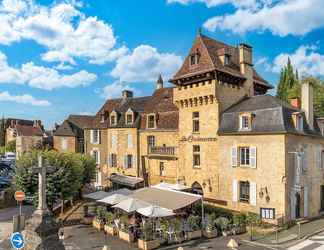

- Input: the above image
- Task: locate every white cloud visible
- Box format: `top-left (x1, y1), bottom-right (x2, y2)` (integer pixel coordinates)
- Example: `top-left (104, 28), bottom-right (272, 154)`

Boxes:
top-left (167, 0), bottom-right (260, 8)
top-left (0, 51), bottom-right (97, 90)
top-left (101, 81), bottom-right (136, 99)
top-left (0, 91), bottom-right (51, 106)
top-left (203, 0), bottom-right (324, 36)
top-left (110, 45), bottom-right (182, 83)
top-left (272, 45), bottom-right (324, 77)
top-left (0, 0), bottom-right (127, 65)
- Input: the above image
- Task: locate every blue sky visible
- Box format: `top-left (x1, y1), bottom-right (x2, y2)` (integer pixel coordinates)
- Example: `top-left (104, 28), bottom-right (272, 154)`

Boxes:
top-left (0, 0), bottom-right (324, 128)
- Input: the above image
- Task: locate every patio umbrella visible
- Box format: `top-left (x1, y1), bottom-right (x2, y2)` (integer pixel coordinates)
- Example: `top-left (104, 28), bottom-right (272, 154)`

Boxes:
top-left (112, 198), bottom-right (150, 213)
top-left (98, 193), bottom-right (129, 205)
top-left (137, 205), bottom-right (175, 218)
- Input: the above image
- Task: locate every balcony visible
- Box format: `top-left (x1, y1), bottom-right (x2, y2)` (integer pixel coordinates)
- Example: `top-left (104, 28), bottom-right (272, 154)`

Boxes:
top-left (148, 146), bottom-right (177, 159)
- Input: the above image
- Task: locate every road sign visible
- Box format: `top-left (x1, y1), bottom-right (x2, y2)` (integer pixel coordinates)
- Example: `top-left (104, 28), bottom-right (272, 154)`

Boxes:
top-left (10, 232), bottom-right (24, 250)
top-left (14, 191), bottom-right (25, 202)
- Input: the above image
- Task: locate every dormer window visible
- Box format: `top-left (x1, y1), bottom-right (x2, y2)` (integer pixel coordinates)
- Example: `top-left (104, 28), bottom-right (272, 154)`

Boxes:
top-left (110, 115), bottom-right (116, 126)
top-left (100, 114), bottom-right (105, 123)
top-left (224, 55), bottom-right (230, 65)
top-left (239, 114), bottom-right (251, 131)
top-left (125, 108), bottom-right (134, 125)
top-left (147, 114), bottom-right (156, 129)
top-left (190, 49), bottom-right (200, 66)
top-left (296, 114), bottom-right (303, 132)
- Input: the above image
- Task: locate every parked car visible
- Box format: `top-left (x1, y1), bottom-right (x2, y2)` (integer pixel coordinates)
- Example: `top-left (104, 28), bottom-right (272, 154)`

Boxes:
top-left (5, 152), bottom-right (15, 161)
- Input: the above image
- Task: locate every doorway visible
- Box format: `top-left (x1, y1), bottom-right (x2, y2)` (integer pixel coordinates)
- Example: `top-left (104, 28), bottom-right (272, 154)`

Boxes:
top-left (320, 185), bottom-right (324, 212)
top-left (295, 193), bottom-right (301, 219)
top-left (191, 182), bottom-right (204, 196)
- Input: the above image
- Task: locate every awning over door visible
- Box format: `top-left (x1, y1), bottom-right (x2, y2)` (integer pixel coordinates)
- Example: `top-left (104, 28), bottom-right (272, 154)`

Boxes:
top-left (109, 173), bottom-right (144, 188)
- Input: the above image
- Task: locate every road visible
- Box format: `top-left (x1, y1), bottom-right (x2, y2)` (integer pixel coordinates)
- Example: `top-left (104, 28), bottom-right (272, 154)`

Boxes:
top-left (287, 232), bottom-right (324, 250)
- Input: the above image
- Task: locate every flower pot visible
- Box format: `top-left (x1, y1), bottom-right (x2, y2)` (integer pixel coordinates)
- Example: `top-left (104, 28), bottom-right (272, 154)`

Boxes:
top-left (222, 230), bottom-right (232, 237)
top-left (186, 230), bottom-right (202, 240)
top-left (92, 219), bottom-right (104, 231)
top-left (203, 229), bottom-right (218, 239)
top-left (119, 230), bottom-right (135, 243)
top-left (232, 225), bottom-right (247, 235)
top-left (104, 224), bottom-right (117, 236)
top-left (138, 239), bottom-right (160, 250)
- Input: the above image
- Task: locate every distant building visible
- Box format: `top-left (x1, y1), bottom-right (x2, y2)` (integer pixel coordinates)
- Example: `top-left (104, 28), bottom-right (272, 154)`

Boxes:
top-left (53, 115), bottom-right (94, 153)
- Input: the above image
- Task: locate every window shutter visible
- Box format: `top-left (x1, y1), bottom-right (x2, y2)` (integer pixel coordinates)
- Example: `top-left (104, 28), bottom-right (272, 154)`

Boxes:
top-left (90, 130), bottom-right (93, 144)
top-left (316, 146), bottom-right (321, 169)
top-left (124, 155), bottom-right (127, 169)
top-left (291, 191), bottom-right (296, 220)
top-left (128, 134), bottom-right (133, 148)
top-left (112, 134), bottom-right (116, 149)
top-left (98, 130), bottom-right (101, 144)
top-left (132, 155), bottom-right (136, 168)
top-left (250, 182), bottom-right (257, 206)
top-left (232, 179), bottom-right (238, 202)
top-left (108, 154), bottom-right (111, 167)
top-left (231, 146), bottom-right (237, 167)
top-left (304, 186), bottom-right (308, 217)
top-left (250, 146), bottom-right (257, 168)
top-left (97, 150), bottom-right (101, 164)
top-left (302, 147), bottom-right (308, 172)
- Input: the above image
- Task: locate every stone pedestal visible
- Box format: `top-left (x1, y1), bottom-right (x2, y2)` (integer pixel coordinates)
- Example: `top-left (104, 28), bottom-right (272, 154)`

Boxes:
top-left (23, 210), bottom-right (65, 250)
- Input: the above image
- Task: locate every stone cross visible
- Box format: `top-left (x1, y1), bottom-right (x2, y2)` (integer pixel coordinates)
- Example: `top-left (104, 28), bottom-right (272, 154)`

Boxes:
top-left (32, 155), bottom-right (56, 214)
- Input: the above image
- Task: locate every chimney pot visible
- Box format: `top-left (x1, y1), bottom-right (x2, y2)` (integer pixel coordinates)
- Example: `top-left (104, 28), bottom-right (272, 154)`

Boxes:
top-left (122, 90), bottom-right (133, 99)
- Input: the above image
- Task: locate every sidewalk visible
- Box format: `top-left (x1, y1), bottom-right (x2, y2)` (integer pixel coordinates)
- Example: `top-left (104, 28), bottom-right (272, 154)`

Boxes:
top-left (250, 217), bottom-right (324, 247)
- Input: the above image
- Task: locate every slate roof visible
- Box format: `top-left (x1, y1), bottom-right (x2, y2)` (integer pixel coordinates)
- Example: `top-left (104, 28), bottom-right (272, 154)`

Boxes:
top-left (140, 87), bottom-right (179, 130)
top-left (54, 115), bottom-right (94, 137)
top-left (16, 124), bottom-right (43, 137)
top-left (171, 33), bottom-right (273, 90)
top-left (219, 95), bottom-right (322, 137)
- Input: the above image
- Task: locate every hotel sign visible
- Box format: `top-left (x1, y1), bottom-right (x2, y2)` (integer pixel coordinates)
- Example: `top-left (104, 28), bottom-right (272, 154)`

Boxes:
top-left (180, 135), bottom-right (217, 142)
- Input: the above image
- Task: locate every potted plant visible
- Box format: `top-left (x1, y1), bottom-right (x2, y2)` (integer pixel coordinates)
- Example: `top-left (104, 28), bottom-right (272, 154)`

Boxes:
top-left (203, 214), bottom-right (218, 238)
top-left (93, 206), bottom-right (105, 231)
top-left (138, 222), bottom-right (160, 250)
top-left (232, 213), bottom-right (247, 235)
top-left (159, 219), bottom-right (169, 245)
top-left (173, 217), bottom-right (185, 243)
top-left (186, 215), bottom-right (202, 240)
top-left (118, 214), bottom-right (135, 243)
top-left (215, 217), bottom-right (232, 236)
top-left (104, 211), bottom-right (117, 236)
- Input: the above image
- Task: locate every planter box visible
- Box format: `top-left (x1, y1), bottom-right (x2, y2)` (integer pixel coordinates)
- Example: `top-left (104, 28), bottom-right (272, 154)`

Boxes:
top-left (232, 226), bottom-right (247, 235)
top-left (203, 229), bottom-right (218, 239)
top-left (92, 219), bottom-right (104, 231)
top-left (187, 230), bottom-right (202, 240)
top-left (104, 225), bottom-right (117, 236)
top-left (138, 239), bottom-right (160, 250)
top-left (222, 230), bottom-right (232, 237)
top-left (82, 216), bottom-right (93, 225)
top-left (119, 230), bottom-right (135, 243)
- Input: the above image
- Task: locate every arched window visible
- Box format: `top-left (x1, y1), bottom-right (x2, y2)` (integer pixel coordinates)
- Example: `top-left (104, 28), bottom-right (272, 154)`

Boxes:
top-left (191, 181), bottom-right (203, 195)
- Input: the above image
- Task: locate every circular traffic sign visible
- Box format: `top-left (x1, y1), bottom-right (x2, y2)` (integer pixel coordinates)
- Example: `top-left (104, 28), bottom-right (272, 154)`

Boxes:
top-left (14, 191), bottom-right (25, 202)
top-left (10, 232), bottom-right (24, 249)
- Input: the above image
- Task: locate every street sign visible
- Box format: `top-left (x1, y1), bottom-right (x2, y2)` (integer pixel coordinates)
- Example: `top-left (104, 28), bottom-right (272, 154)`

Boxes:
top-left (10, 232), bottom-right (24, 250)
top-left (14, 191), bottom-right (25, 202)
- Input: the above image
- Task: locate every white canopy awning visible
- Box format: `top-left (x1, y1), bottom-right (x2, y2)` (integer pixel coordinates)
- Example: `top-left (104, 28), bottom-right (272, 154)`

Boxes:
top-left (112, 198), bottom-right (150, 213)
top-left (83, 191), bottom-right (110, 200)
top-left (98, 193), bottom-right (129, 205)
top-left (137, 205), bottom-right (175, 218)
top-left (152, 182), bottom-right (191, 191)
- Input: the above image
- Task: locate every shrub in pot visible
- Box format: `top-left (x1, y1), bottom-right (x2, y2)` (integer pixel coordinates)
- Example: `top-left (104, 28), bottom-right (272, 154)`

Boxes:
top-left (186, 215), bottom-right (202, 240)
top-left (93, 206), bottom-right (105, 230)
top-left (159, 219), bottom-right (169, 244)
top-left (215, 217), bottom-right (232, 236)
top-left (203, 214), bottom-right (218, 238)
top-left (118, 214), bottom-right (135, 243)
top-left (104, 211), bottom-right (117, 235)
top-left (232, 213), bottom-right (247, 235)
top-left (138, 222), bottom-right (160, 250)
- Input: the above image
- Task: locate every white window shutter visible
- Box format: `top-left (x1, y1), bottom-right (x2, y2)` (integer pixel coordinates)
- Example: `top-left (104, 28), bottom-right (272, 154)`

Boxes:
top-left (304, 186), bottom-right (308, 217)
top-left (231, 146), bottom-right (238, 167)
top-left (302, 147), bottom-right (308, 172)
top-left (124, 155), bottom-right (127, 168)
top-left (128, 134), bottom-right (133, 148)
top-left (132, 155), bottom-right (136, 168)
top-left (108, 154), bottom-right (111, 167)
top-left (98, 130), bottom-right (101, 144)
top-left (250, 182), bottom-right (257, 206)
top-left (250, 146), bottom-right (257, 168)
top-left (90, 130), bottom-right (93, 144)
top-left (97, 150), bottom-right (101, 164)
top-left (112, 134), bottom-right (116, 149)
top-left (316, 146), bottom-right (321, 169)
top-left (291, 191), bottom-right (296, 220)
top-left (232, 179), bottom-right (238, 202)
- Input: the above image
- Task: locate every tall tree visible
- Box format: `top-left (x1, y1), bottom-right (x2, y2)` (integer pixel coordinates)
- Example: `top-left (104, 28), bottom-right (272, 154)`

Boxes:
top-left (0, 117), bottom-right (5, 147)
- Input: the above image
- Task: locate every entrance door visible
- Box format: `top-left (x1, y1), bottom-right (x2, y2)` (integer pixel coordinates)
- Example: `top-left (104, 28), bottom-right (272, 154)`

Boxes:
top-left (320, 185), bottom-right (324, 212)
top-left (191, 182), bottom-right (204, 196)
top-left (295, 193), bottom-right (301, 219)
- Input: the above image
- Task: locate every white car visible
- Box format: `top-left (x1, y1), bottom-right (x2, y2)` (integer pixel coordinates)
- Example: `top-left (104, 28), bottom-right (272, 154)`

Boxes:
top-left (4, 152), bottom-right (15, 161)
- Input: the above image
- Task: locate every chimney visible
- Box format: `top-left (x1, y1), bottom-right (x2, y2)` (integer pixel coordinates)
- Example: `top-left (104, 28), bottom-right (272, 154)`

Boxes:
top-left (301, 81), bottom-right (314, 130)
top-left (33, 120), bottom-right (42, 128)
top-left (239, 43), bottom-right (254, 96)
top-left (290, 98), bottom-right (300, 109)
top-left (122, 90), bottom-right (133, 99)
top-left (156, 74), bottom-right (163, 89)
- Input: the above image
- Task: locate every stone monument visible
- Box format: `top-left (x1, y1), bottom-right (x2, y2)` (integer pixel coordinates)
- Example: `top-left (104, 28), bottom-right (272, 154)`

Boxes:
top-left (23, 155), bottom-right (65, 250)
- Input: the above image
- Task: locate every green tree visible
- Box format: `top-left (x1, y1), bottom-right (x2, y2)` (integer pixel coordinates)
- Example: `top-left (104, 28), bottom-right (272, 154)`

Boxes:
top-left (15, 150), bottom-right (96, 211)
top-left (5, 140), bottom-right (16, 152)
top-left (0, 117), bottom-right (5, 147)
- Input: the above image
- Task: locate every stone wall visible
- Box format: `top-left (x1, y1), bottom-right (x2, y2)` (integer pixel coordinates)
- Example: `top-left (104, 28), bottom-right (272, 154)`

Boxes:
top-left (53, 136), bottom-right (76, 153)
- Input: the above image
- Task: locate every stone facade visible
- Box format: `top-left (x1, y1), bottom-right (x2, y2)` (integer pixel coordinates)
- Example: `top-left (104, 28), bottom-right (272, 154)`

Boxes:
top-left (53, 136), bottom-right (76, 153)
top-left (16, 135), bottom-right (43, 158)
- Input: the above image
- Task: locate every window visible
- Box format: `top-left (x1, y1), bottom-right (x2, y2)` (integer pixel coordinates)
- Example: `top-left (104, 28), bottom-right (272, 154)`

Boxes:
top-left (159, 162), bottom-right (165, 176)
top-left (127, 134), bottom-right (133, 148)
top-left (100, 114), bottom-right (105, 123)
top-left (147, 114), bottom-right (155, 129)
top-left (125, 154), bottom-right (133, 168)
top-left (193, 145), bottom-right (200, 167)
top-left (192, 112), bottom-right (200, 133)
top-left (296, 115), bottom-right (303, 131)
top-left (61, 138), bottom-right (67, 150)
top-left (110, 115), bottom-right (116, 126)
top-left (109, 153), bottom-right (117, 167)
top-left (92, 150), bottom-right (100, 164)
top-left (322, 151), bottom-right (324, 169)
top-left (190, 49), bottom-right (200, 66)
top-left (190, 55), bottom-right (196, 65)
top-left (111, 134), bottom-right (117, 149)
top-left (260, 208), bottom-right (275, 219)
top-left (126, 114), bottom-right (133, 124)
top-left (240, 147), bottom-right (250, 166)
top-left (147, 135), bottom-right (155, 152)
top-left (224, 55), bottom-right (230, 65)
top-left (91, 130), bottom-right (100, 144)
top-left (240, 115), bottom-right (250, 130)
top-left (239, 181), bottom-right (250, 203)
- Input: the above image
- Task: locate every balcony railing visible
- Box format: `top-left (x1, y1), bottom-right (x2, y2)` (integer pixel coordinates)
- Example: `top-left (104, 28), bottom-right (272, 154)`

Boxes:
top-left (149, 146), bottom-right (177, 157)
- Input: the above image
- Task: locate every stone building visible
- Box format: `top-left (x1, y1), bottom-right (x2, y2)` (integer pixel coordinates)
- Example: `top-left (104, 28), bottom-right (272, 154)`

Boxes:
top-left (5, 118), bottom-right (35, 144)
top-left (83, 32), bottom-right (324, 223)
top-left (53, 115), bottom-right (94, 153)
